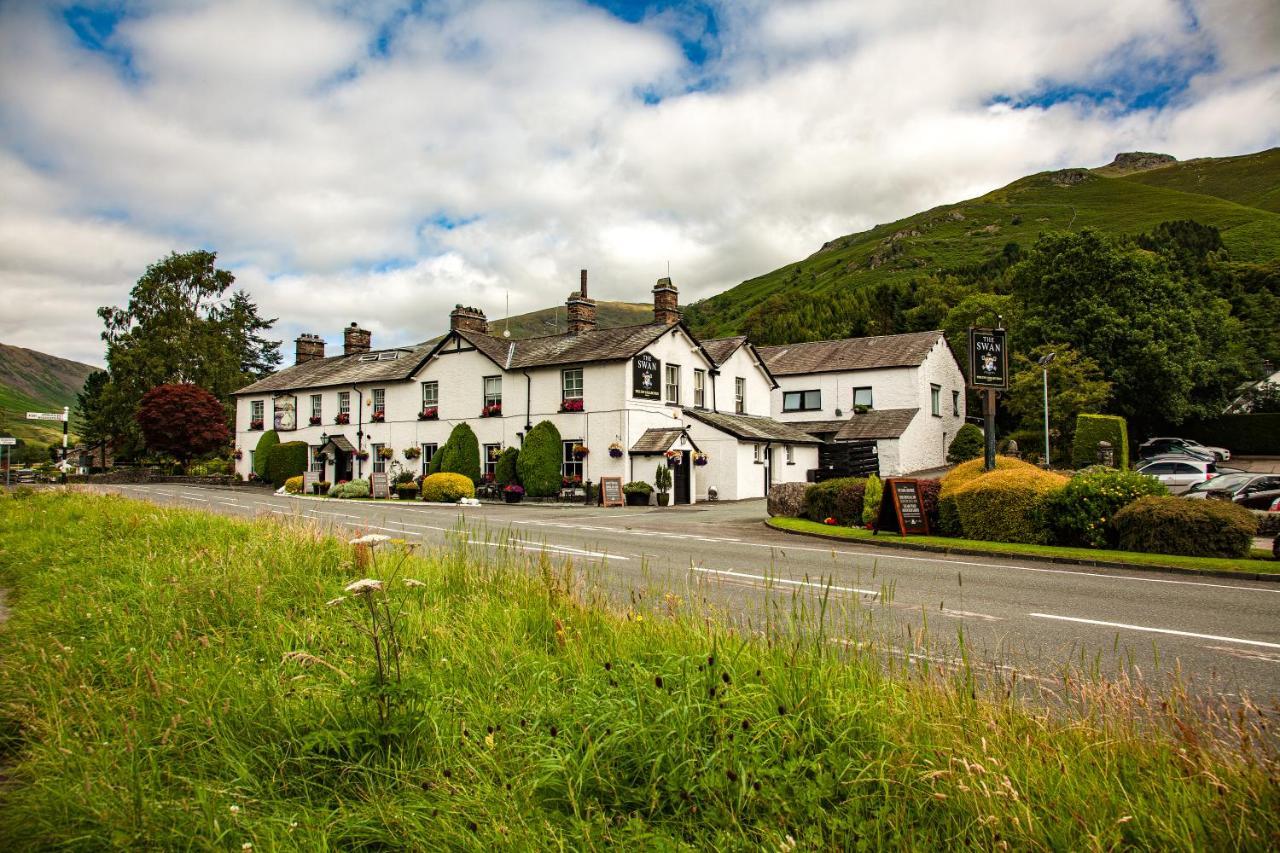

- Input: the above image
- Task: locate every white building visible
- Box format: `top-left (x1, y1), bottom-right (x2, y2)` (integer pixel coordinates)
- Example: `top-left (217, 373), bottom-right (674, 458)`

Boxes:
top-left (232, 275), bottom-right (819, 502)
top-left (758, 331), bottom-right (966, 476)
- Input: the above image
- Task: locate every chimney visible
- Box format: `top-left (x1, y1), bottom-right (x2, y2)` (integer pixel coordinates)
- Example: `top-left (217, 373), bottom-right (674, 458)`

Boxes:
top-left (449, 305), bottom-right (489, 334)
top-left (343, 322), bottom-right (372, 356)
top-left (653, 277), bottom-right (680, 325)
top-left (566, 268), bottom-right (597, 334)
top-left (294, 333), bottom-right (326, 364)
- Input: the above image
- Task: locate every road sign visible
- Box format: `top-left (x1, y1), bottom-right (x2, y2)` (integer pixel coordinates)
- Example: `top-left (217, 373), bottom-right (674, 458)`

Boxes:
top-left (0, 437), bottom-right (15, 446)
top-left (26, 411), bottom-right (68, 422)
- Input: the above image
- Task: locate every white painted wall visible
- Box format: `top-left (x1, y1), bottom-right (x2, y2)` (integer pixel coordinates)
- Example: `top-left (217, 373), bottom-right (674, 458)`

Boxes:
top-left (771, 364), bottom-right (922, 422)
top-left (710, 345), bottom-right (774, 417)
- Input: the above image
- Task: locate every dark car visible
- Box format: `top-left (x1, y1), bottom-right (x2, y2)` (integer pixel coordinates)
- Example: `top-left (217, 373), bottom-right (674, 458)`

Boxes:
top-left (1187, 474), bottom-right (1280, 510)
top-left (1137, 437), bottom-right (1229, 463)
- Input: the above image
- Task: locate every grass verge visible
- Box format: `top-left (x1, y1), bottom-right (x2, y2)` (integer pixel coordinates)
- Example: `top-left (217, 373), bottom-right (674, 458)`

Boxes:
top-left (768, 516), bottom-right (1280, 576)
top-left (1, 491), bottom-right (1277, 849)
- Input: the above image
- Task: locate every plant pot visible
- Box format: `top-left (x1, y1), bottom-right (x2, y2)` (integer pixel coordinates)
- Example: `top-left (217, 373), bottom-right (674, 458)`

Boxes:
top-left (656, 493), bottom-right (670, 506)
top-left (504, 491), bottom-right (524, 503)
top-left (625, 492), bottom-right (649, 506)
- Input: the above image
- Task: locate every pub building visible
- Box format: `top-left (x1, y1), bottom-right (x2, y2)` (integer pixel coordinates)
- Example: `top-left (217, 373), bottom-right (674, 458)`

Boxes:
top-left (232, 274), bottom-right (819, 503)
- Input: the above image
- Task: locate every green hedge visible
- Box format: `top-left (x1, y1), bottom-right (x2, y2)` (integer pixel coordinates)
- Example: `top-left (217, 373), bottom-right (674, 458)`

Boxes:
top-left (952, 467), bottom-right (1068, 544)
top-left (437, 423), bottom-right (481, 484)
top-left (946, 423), bottom-right (984, 463)
top-left (266, 440), bottom-right (308, 487)
top-left (1113, 496), bottom-right (1257, 558)
top-left (252, 430), bottom-right (279, 479)
top-left (1071, 414), bottom-right (1128, 469)
top-left (1182, 414), bottom-right (1280, 455)
top-left (494, 447), bottom-right (520, 487)
top-left (518, 421), bottom-right (562, 497)
top-left (802, 477), bottom-right (865, 525)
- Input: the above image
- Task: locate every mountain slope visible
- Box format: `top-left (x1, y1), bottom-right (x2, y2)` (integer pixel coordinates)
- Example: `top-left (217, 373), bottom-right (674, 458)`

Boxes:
top-left (688, 151), bottom-right (1280, 338)
top-left (0, 343), bottom-right (97, 446)
top-left (1118, 147), bottom-right (1280, 213)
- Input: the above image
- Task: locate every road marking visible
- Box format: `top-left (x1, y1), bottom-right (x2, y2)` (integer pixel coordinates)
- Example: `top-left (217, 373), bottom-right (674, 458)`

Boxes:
top-left (939, 608), bottom-right (1002, 622)
top-left (692, 566), bottom-right (877, 597)
top-left (1202, 645), bottom-right (1280, 664)
top-left (1030, 613), bottom-right (1280, 650)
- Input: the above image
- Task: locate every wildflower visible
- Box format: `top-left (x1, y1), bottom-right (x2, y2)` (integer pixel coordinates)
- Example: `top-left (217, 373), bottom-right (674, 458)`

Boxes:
top-left (344, 578), bottom-right (383, 595)
top-left (289, 821), bottom-right (298, 830)
top-left (325, 596), bottom-right (347, 607)
top-left (484, 733), bottom-right (495, 748)
top-left (403, 578), bottom-right (426, 588)
top-left (348, 534), bottom-right (390, 546)
top-left (243, 844), bottom-right (253, 851)
top-left (229, 804), bottom-right (241, 815)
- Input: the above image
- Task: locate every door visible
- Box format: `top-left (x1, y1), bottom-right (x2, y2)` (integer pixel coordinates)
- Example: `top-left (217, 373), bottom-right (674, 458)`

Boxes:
top-left (335, 450), bottom-right (353, 483)
top-left (673, 451), bottom-right (691, 504)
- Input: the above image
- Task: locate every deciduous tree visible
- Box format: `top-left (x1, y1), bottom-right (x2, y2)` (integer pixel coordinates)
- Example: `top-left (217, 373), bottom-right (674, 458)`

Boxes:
top-left (135, 384), bottom-right (230, 466)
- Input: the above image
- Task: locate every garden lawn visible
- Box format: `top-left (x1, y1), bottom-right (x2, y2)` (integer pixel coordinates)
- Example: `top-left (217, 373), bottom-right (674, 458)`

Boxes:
top-left (0, 491), bottom-right (1277, 850)
top-left (769, 517), bottom-right (1280, 576)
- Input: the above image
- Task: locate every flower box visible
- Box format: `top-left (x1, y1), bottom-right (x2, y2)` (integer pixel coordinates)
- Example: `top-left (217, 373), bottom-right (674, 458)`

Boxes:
top-left (608, 442), bottom-right (624, 458)
top-left (371, 411), bottom-right (385, 423)
top-left (334, 413), bottom-right (350, 425)
top-left (249, 420), bottom-right (264, 431)
top-left (403, 447), bottom-right (421, 460)
top-left (233, 449), bottom-right (243, 460)
top-left (308, 415), bottom-right (322, 426)
top-left (560, 475), bottom-right (582, 489)
top-left (355, 451), bottom-right (370, 461)
top-left (665, 449), bottom-right (682, 465)
top-left (559, 398), bottom-right (584, 412)
top-left (480, 403), bottom-right (503, 417)
top-left (417, 407), bottom-right (438, 421)
top-left (377, 447), bottom-right (394, 460)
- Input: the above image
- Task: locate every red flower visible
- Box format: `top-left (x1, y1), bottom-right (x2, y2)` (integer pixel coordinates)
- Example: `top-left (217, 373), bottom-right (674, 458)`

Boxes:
top-left (560, 398), bottom-right (584, 412)
top-left (824, 517), bottom-right (837, 525)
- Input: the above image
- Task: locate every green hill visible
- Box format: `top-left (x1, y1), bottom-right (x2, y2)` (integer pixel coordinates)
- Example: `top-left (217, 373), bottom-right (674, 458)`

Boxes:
top-left (0, 343), bottom-right (97, 450)
top-left (687, 150), bottom-right (1280, 339)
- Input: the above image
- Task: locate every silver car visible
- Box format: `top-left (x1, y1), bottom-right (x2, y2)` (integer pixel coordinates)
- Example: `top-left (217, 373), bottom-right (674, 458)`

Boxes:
top-left (1136, 457), bottom-right (1219, 494)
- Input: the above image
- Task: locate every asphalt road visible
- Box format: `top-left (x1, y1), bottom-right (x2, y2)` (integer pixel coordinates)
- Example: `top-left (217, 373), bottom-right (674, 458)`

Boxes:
top-left (87, 483), bottom-right (1280, 707)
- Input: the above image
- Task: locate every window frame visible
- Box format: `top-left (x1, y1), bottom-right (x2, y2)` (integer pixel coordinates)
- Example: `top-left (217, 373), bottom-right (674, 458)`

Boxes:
top-left (952, 389), bottom-right (960, 417)
top-left (693, 369), bottom-right (705, 408)
top-left (310, 394), bottom-right (322, 420)
top-left (421, 381), bottom-right (438, 408)
top-left (561, 368), bottom-right (583, 402)
top-left (852, 386), bottom-right (873, 409)
top-left (930, 384), bottom-right (941, 417)
top-left (562, 440), bottom-right (584, 484)
top-left (371, 442), bottom-right (386, 473)
top-left (309, 445), bottom-right (324, 473)
top-left (338, 391), bottom-right (351, 416)
top-left (372, 388), bottom-right (386, 418)
top-left (483, 444), bottom-right (502, 480)
top-left (483, 375), bottom-right (503, 408)
top-left (781, 389), bottom-right (822, 412)
top-left (420, 443), bottom-right (437, 476)
top-left (753, 444), bottom-right (762, 463)
top-left (734, 377), bottom-right (745, 414)
top-left (665, 364), bottom-right (681, 405)
top-left (785, 445), bottom-right (795, 465)
top-left (250, 400), bottom-right (264, 425)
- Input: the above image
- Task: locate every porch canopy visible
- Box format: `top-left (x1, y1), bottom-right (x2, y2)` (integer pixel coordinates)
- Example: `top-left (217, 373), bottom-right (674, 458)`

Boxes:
top-left (316, 435), bottom-right (356, 455)
top-left (630, 427), bottom-right (700, 455)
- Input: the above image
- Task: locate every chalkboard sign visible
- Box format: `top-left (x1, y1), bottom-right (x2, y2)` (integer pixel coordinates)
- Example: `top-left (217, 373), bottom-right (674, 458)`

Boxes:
top-left (633, 352), bottom-right (661, 400)
top-left (968, 327), bottom-right (1008, 389)
top-left (875, 478), bottom-right (930, 536)
top-left (600, 476), bottom-right (624, 507)
top-left (303, 470), bottom-right (319, 495)
top-left (370, 472), bottom-right (390, 499)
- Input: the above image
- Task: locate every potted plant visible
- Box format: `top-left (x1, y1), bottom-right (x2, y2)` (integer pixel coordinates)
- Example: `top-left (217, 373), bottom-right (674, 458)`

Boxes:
top-left (418, 406), bottom-right (438, 420)
top-left (334, 413), bottom-right (350, 425)
top-left (308, 415), bottom-right (322, 426)
top-left (232, 448), bottom-right (243, 460)
top-left (378, 446), bottom-right (394, 460)
top-left (480, 402), bottom-right (502, 417)
top-left (355, 449), bottom-right (370, 461)
top-left (692, 451), bottom-right (709, 466)
top-left (572, 443), bottom-right (589, 460)
top-left (623, 481), bottom-right (652, 506)
top-left (249, 419), bottom-right (264, 431)
top-left (403, 446), bottom-right (421, 460)
top-left (560, 474), bottom-right (583, 490)
top-left (665, 449), bottom-right (682, 466)
top-left (560, 398), bottom-right (584, 412)
top-left (395, 482), bottom-right (418, 500)
top-left (504, 484), bottom-right (525, 503)
top-left (314, 480), bottom-right (331, 495)
top-left (371, 411), bottom-right (385, 423)
top-left (608, 441), bottom-right (623, 458)
top-left (654, 463), bottom-right (672, 506)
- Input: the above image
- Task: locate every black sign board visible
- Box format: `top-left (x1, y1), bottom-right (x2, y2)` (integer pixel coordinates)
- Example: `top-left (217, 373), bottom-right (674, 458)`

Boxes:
top-left (600, 476), bottom-right (624, 507)
top-left (968, 327), bottom-right (1008, 389)
top-left (875, 478), bottom-right (930, 536)
top-left (633, 352), bottom-right (661, 400)
top-left (370, 472), bottom-right (390, 499)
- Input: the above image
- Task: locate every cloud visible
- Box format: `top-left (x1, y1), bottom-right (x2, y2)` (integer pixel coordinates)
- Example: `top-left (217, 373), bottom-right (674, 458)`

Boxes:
top-left (0, 0), bottom-right (1276, 367)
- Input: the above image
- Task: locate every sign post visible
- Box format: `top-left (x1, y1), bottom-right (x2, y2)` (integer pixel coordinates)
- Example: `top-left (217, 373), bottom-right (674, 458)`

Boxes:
top-left (0, 436), bottom-right (14, 487)
top-left (967, 326), bottom-right (1008, 471)
top-left (599, 476), bottom-right (624, 508)
top-left (27, 409), bottom-right (71, 482)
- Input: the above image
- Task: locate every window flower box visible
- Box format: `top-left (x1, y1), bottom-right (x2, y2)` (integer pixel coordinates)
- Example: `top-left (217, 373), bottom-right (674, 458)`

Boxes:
top-left (561, 475), bottom-right (582, 489)
top-left (608, 442), bottom-right (624, 458)
top-left (308, 415), bottom-right (322, 426)
top-left (559, 398), bottom-right (584, 412)
top-left (334, 413), bottom-right (350, 425)
top-left (371, 411), bottom-right (385, 423)
top-left (572, 443), bottom-right (589, 460)
top-left (418, 407), bottom-right (438, 421)
top-left (249, 419), bottom-right (264, 431)
top-left (480, 403), bottom-right (502, 417)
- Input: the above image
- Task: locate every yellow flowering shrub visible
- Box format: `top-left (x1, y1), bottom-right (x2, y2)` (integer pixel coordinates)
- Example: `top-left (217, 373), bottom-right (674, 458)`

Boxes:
top-left (951, 466), bottom-right (1069, 544)
top-left (937, 456), bottom-right (1042, 535)
top-left (284, 475), bottom-right (305, 495)
top-left (421, 472), bottom-right (475, 503)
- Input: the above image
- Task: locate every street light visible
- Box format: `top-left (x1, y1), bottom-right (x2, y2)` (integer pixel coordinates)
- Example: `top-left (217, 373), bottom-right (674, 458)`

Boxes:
top-left (1037, 352), bottom-right (1056, 466)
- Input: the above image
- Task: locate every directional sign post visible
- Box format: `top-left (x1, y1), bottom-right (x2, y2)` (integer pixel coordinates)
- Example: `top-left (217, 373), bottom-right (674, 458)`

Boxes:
top-left (0, 436), bottom-right (13, 488)
top-left (28, 408), bottom-right (71, 482)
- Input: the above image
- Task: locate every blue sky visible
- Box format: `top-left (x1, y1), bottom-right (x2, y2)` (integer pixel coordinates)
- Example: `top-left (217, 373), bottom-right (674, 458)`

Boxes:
top-left (1, 0), bottom-right (1277, 364)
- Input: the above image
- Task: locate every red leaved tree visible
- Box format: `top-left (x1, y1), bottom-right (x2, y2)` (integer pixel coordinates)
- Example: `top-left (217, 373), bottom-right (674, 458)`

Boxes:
top-left (136, 384), bottom-right (230, 466)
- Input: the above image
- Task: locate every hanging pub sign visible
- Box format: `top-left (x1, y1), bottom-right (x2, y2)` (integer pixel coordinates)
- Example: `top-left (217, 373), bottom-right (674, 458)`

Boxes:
top-left (875, 478), bottom-right (930, 536)
top-left (633, 352), bottom-right (661, 400)
top-left (967, 327), bottom-right (1008, 389)
top-left (599, 476), bottom-right (624, 507)
top-left (273, 394), bottom-right (297, 431)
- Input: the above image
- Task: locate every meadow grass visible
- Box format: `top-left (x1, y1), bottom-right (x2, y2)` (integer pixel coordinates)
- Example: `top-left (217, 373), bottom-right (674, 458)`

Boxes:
top-left (0, 490), bottom-right (1277, 850)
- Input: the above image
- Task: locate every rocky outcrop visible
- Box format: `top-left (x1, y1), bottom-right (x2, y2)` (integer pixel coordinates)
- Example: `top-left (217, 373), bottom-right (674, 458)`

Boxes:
top-left (1104, 152), bottom-right (1177, 174)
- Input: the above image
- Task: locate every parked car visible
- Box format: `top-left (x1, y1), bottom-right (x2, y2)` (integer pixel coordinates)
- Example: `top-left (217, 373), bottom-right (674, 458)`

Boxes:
top-left (1184, 474), bottom-right (1280, 509)
top-left (1135, 457), bottom-right (1218, 494)
top-left (1137, 437), bottom-right (1230, 463)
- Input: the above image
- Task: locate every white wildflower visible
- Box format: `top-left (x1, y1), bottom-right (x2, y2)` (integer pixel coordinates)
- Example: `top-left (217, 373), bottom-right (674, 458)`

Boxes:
top-left (229, 804), bottom-right (241, 815)
top-left (403, 578), bottom-right (426, 588)
top-left (325, 596), bottom-right (347, 607)
top-left (343, 578), bottom-right (383, 595)
top-left (242, 844), bottom-right (253, 851)
top-left (348, 534), bottom-right (391, 546)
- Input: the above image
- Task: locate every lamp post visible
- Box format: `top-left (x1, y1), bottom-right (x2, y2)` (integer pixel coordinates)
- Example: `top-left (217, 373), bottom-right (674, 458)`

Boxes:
top-left (1037, 352), bottom-right (1056, 467)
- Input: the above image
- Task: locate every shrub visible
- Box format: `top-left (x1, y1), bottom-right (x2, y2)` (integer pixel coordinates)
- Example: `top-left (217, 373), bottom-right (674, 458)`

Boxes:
top-left (188, 463), bottom-right (208, 476)
top-left (862, 474), bottom-right (883, 525)
top-left (266, 441), bottom-right (308, 487)
top-left (328, 479), bottom-right (370, 499)
top-left (1114, 496), bottom-right (1257, 558)
top-left (283, 475), bottom-right (305, 494)
top-left (952, 467), bottom-right (1068, 544)
top-left (435, 423), bottom-right (482, 484)
top-left (518, 421), bottom-right (563, 497)
top-left (393, 470), bottom-right (415, 486)
top-left (623, 481), bottom-right (652, 496)
top-left (1071, 414), bottom-right (1129, 470)
top-left (252, 430), bottom-right (279, 479)
top-left (1255, 510), bottom-right (1280, 538)
top-left (917, 478), bottom-right (941, 532)
top-left (421, 472), bottom-right (476, 503)
top-left (495, 447), bottom-right (520, 487)
top-left (946, 423), bottom-right (984, 463)
top-left (204, 457), bottom-right (230, 475)
top-left (1042, 467), bottom-right (1168, 548)
top-left (938, 456), bottom-right (1040, 536)
top-left (802, 477), bottom-right (860, 523)
top-left (767, 482), bottom-right (807, 517)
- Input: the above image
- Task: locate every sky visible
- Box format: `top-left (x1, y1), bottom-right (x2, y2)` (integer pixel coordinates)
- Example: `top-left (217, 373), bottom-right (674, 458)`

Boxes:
top-left (1, 0), bottom-right (1277, 367)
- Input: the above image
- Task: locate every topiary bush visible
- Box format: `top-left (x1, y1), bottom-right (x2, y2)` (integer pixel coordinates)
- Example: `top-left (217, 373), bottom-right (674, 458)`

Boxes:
top-left (252, 430), bottom-right (279, 479)
top-left (1042, 466), bottom-right (1169, 548)
top-left (518, 421), bottom-right (563, 497)
top-left (1114, 496), bottom-right (1257, 558)
top-left (767, 482), bottom-right (808, 518)
top-left (1071, 414), bottom-right (1129, 470)
top-left (947, 423), bottom-right (984, 463)
top-left (938, 456), bottom-right (1039, 536)
top-left (494, 447), bottom-right (520, 487)
top-left (328, 479), bottom-right (370, 499)
top-left (437, 423), bottom-right (481, 484)
top-left (421, 472), bottom-right (476, 503)
top-left (952, 466), bottom-right (1068, 544)
top-left (266, 440), bottom-right (308, 487)
top-left (283, 475), bottom-right (304, 495)
top-left (802, 477), bottom-right (864, 524)
top-left (862, 474), bottom-right (883, 525)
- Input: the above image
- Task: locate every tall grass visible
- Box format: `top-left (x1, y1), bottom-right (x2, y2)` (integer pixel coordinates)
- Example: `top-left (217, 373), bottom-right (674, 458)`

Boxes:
top-left (0, 491), bottom-right (1277, 849)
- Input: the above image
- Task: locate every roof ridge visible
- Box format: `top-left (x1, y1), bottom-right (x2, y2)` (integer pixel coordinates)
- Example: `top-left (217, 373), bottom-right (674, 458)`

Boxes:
top-left (757, 330), bottom-right (942, 350)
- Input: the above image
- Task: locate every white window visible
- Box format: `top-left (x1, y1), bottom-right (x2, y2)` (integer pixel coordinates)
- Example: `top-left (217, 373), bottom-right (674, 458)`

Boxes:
top-left (483, 376), bottom-right (502, 409)
top-left (421, 381), bottom-right (438, 408)
top-left (309, 445), bottom-right (324, 472)
top-left (371, 442), bottom-right (386, 473)
top-left (372, 388), bottom-right (386, 418)
top-left (931, 384), bottom-right (941, 417)
top-left (785, 445), bottom-right (794, 465)
top-left (484, 444), bottom-right (501, 480)
top-left (562, 440), bottom-right (583, 484)
top-left (693, 369), bottom-right (705, 408)
top-left (420, 443), bottom-right (437, 476)
top-left (338, 391), bottom-right (351, 416)
top-left (734, 377), bottom-right (745, 414)
top-left (753, 444), bottom-right (762, 463)
top-left (782, 390), bottom-right (821, 412)
top-left (853, 387), bottom-right (873, 409)
top-left (665, 364), bottom-right (680, 404)
top-left (310, 394), bottom-right (322, 420)
top-left (561, 368), bottom-right (583, 402)
top-left (952, 390), bottom-right (960, 417)
top-left (250, 400), bottom-right (264, 426)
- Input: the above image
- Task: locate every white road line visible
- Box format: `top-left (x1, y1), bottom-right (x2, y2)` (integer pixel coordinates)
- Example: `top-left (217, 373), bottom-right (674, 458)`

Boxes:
top-left (692, 566), bottom-right (877, 597)
top-left (939, 608), bottom-right (1002, 622)
top-left (1030, 613), bottom-right (1280, 650)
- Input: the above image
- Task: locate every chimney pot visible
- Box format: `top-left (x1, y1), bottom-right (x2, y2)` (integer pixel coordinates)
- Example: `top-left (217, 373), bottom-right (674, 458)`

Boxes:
top-left (567, 269), bottom-right (597, 334)
top-left (343, 324), bottom-right (372, 356)
top-left (450, 305), bottom-right (489, 335)
top-left (295, 333), bottom-right (326, 365)
top-left (653, 277), bottom-right (680, 325)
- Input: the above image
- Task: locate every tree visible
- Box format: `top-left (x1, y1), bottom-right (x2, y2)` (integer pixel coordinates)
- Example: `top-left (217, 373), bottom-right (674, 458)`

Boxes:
top-left (1005, 344), bottom-right (1111, 458)
top-left (135, 384), bottom-right (230, 466)
top-left (946, 423), bottom-right (985, 463)
top-left (253, 430), bottom-right (279, 480)
top-left (436, 423), bottom-right (481, 484)
top-left (517, 421), bottom-right (562, 497)
top-left (75, 370), bottom-right (115, 468)
top-left (494, 447), bottom-right (520, 486)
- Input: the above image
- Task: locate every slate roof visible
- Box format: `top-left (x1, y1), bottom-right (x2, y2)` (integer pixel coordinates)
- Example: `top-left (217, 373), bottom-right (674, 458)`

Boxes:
top-left (631, 428), bottom-right (688, 454)
top-left (789, 419), bottom-right (851, 436)
top-left (454, 322), bottom-right (679, 370)
top-left (700, 336), bottom-right (747, 367)
top-left (683, 409), bottom-right (822, 444)
top-left (833, 408), bottom-right (919, 441)
top-left (757, 331), bottom-right (944, 376)
top-left (234, 345), bottom-right (431, 395)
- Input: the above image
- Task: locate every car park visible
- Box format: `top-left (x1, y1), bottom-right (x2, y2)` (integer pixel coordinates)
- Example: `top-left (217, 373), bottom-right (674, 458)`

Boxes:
top-left (1137, 437), bottom-right (1230, 463)
top-left (1184, 474), bottom-right (1280, 509)
top-left (1135, 457), bottom-right (1218, 494)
